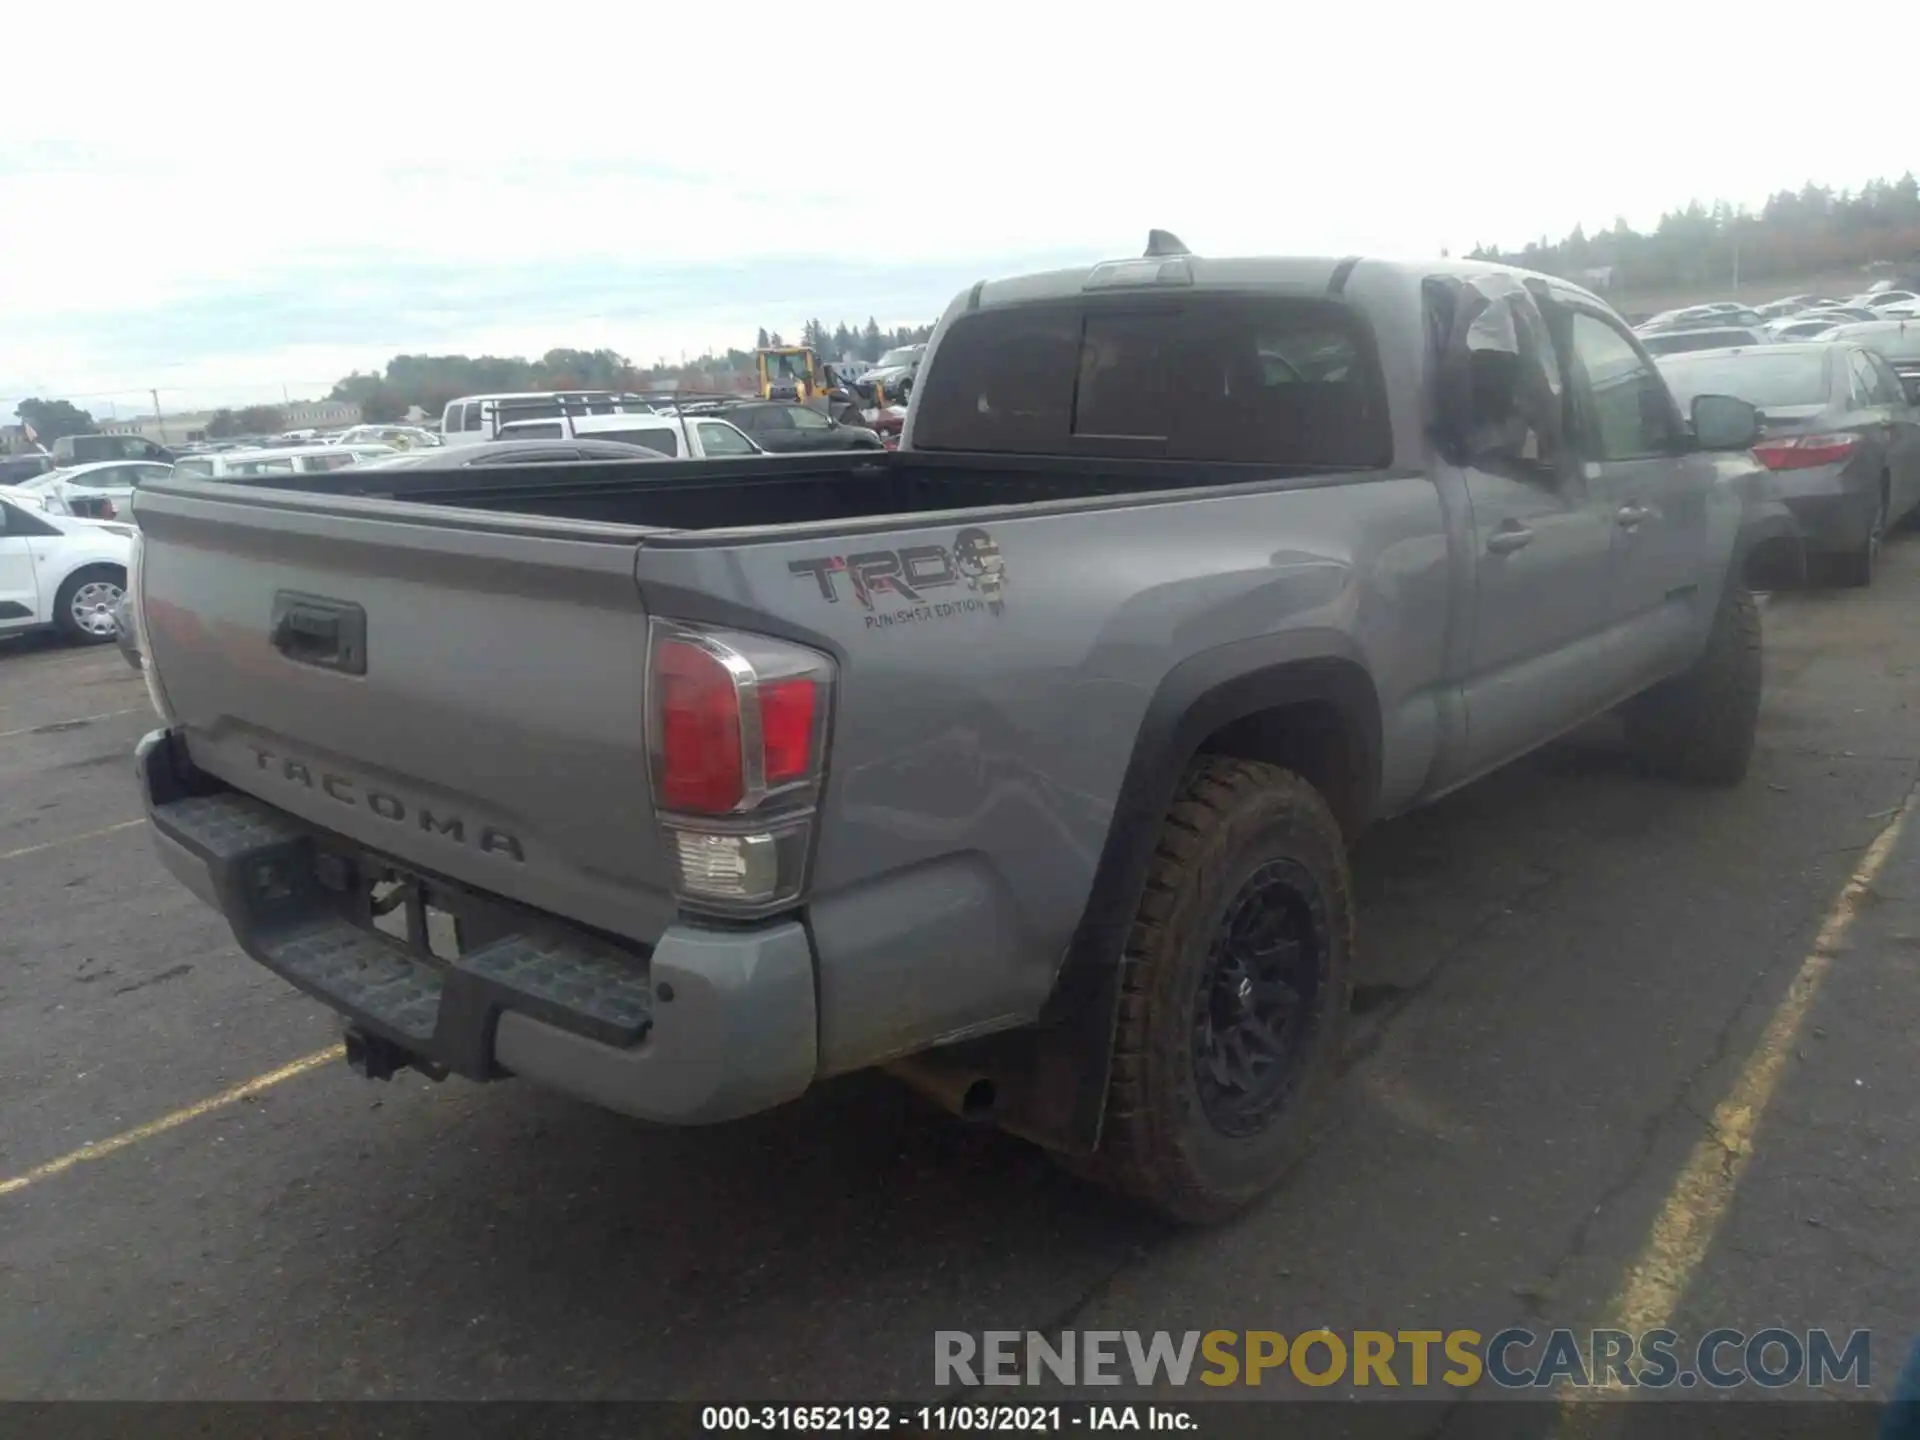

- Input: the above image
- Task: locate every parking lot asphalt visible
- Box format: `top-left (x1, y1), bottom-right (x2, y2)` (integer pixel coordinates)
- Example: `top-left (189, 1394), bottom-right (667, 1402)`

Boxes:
top-left (1, 546), bottom-right (1916, 1408)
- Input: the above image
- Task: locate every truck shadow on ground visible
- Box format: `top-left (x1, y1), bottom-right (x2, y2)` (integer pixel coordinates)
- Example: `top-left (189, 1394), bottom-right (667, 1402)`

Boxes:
top-left (232, 720), bottom-right (1736, 1398)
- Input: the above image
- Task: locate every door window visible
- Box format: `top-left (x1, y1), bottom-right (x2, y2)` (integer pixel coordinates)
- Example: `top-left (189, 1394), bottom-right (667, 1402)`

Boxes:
top-left (697, 422), bottom-right (757, 456)
top-left (595, 428), bottom-right (678, 456)
top-left (1565, 312), bottom-right (1679, 460)
top-left (788, 406), bottom-right (832, 431)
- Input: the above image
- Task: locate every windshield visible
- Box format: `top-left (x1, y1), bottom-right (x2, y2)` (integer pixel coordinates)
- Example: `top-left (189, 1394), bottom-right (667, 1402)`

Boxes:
top-left (1659, 349), bottom-right (1830, 411)
top-left (875, 347), bottom-right (918, 369)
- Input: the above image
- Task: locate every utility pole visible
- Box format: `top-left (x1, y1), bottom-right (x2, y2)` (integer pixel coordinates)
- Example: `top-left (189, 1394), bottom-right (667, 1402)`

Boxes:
top-left (151, 389), bottom-right (167, 444)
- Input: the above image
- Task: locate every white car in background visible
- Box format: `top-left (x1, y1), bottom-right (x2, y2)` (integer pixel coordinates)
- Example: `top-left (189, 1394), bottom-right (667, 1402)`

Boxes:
top-left (7, 460), bottom-right (174, 520)
top-left (168, 444), bottom-right (400, 480)
top-left (328, 424), bottom-right (443, 450)
top-left (0, 485), bottom-right (134, 645)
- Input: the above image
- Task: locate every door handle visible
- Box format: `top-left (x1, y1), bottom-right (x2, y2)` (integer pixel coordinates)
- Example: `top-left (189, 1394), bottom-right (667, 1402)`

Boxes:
top-left (1616, 504), bottom-right (1652, 527)
top-left (1486, 524), bottom-right (1533, 554)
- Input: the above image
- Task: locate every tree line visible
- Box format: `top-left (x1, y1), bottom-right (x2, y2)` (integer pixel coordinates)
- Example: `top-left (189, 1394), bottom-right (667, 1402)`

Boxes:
top-left (1470, 172), bottom-right (1920, 296)
top-left (329, 320), bottom-right (936, 423)
top-left (7, 396), bottom-right (294, 445)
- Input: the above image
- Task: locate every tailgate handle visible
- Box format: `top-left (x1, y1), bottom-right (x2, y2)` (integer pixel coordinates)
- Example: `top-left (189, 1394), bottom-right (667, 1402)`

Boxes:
top-left (270, 592), bottom-right (366, 675)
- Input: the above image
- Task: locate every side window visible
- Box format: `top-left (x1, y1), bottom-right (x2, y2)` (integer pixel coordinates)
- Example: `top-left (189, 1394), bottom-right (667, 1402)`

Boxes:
top-left (298, 452), bottom-right (358, 472)
top-left (1860, 350), bottom-right (1904, 406)
top-left (597, 429), bottom-right (678, 456)
top-left (788, 406), bottom-right (832, 430)
top-left (462, 403), bottom-right (483, 433)
top-left (750, 409), bottom-right (795, 432)
top-left (697, 422), bottom-right (756, 456)
top-left (1866, 351), bottom-right (1910, 406)
top-left (0, 500), bottom-right (54, 536)
top-left (1565, 312), bottom-right (1677, 461)
top-left (71, 466), bottom-right (123, 490)
top-left (173, 459), bottom-right (214, 479)
top-left (506, 422), bottom-right (565, 441)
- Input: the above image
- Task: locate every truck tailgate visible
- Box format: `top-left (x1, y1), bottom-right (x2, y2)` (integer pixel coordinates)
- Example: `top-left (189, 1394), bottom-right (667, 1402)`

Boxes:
top-left (136, 482), bottom-right (679, 945)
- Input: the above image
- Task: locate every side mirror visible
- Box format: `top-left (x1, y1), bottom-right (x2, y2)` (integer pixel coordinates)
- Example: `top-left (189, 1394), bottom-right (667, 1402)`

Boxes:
top-left (1691, 393), bottom-right (1762, 451)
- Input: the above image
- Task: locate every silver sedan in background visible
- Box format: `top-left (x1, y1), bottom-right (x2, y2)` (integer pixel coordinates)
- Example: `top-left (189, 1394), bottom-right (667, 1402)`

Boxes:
top-left (1659, 340), bottom-right (1920, 586)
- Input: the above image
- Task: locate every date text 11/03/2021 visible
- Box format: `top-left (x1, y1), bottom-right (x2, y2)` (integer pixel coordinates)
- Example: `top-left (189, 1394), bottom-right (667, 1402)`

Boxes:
top-left (701, 1405), bottom-right (1193, 1432)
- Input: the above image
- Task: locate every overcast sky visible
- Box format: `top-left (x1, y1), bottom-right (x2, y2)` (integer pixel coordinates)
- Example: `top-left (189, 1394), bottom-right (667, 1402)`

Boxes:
top-left (5, 0), bottom-right (1915, 418)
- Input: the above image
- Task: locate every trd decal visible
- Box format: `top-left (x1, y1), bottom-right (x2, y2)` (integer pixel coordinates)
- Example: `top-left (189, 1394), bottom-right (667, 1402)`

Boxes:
top-left (789, 527), bottom-right (1006, 625)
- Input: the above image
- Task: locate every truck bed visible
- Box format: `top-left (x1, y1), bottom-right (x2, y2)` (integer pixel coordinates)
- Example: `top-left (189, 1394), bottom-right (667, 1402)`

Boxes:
top-left (242, 451), bottom-right (1363, 535)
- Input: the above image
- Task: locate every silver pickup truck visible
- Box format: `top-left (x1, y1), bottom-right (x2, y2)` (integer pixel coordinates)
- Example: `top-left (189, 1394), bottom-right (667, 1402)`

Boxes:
top-left (129, 239), bottom-right (1800, 1222)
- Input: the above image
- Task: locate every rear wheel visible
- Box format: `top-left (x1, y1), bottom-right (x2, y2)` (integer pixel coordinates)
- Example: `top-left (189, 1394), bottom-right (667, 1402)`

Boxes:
top-left (1833, 484), bottom-right (1887, 589)
top-left (53, 566), bottom-right (126, 646)
top-left (1078, 757), bottom-right (1352, 1224)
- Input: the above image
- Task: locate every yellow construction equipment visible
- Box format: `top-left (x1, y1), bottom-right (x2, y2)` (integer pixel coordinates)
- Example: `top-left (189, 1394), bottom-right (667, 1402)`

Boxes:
top-left (756, 347), bottom-right (824, 402)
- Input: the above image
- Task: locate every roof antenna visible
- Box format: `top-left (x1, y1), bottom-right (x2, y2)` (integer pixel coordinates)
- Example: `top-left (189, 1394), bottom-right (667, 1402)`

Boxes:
top-left (1144, 229), bottom-right (1190, 258)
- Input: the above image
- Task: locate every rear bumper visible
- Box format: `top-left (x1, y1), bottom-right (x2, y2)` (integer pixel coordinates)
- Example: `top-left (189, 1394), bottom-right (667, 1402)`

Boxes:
top-left (137, 729), bottom-right (818, 1124)
top-left (1774, 467), bottom-right (1879, 551)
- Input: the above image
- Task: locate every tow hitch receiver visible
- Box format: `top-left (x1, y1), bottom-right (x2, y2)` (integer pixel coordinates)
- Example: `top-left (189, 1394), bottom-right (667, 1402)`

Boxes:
top-left (342, 1025), bottom-right (446, 1083)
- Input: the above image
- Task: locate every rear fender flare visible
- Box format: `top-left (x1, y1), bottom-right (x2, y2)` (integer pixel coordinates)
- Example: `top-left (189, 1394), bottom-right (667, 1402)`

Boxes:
top-left (922, 634), bottom-right (1381, 1155)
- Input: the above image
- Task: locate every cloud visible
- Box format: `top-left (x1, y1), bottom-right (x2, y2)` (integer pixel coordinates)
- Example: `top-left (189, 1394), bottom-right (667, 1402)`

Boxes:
top-left (4, 0), bottom-right (1916, 414)
top-left (0, 247), bottom-right (1095, 412)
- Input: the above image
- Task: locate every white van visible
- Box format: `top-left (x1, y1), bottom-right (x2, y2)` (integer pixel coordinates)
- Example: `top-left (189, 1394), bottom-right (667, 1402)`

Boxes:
top-left (169, 445), bottom-right (400, 480)
top-left (439, 392), bottom-right (654, 448)
top-left (493, 411), bottom-right (762, 459)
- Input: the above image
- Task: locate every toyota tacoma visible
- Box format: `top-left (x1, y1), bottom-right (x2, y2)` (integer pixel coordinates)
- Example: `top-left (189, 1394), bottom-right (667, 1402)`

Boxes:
top-left (129, 235), bottom-right (1799, 1221)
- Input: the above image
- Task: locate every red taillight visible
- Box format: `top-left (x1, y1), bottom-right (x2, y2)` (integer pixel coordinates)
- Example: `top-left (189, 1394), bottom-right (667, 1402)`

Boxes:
top-left (648, 621), bottom-right (834, 911)
top-left (649, 624), bottom-right (832, 817)
top-left (760, 678), bottom-right (818, 786)
top-left (655, 638), bottom-right (744, 813)
top-left (1752, 433), bottom-right (1858, 470)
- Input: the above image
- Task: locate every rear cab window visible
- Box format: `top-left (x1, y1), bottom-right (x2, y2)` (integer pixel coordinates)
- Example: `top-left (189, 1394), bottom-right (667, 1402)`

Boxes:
top-left (912, 293), bottom-right (1392, 468)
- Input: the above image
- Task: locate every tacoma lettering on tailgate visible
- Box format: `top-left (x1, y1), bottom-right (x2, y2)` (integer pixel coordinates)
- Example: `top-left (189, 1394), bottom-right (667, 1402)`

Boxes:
top-left (247, 747), bottom-right (526, 862)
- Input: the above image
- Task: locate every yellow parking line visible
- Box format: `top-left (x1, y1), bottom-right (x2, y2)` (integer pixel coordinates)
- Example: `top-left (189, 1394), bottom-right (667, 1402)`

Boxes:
top-left (0, 817), bottom-right (146, 863)
top-left (0, 707), bottom-right (145, 741)
top-left (1564, 782), bottom-right (1917, 1407)
top-left (0, 1045), bottom-right (343, 1199)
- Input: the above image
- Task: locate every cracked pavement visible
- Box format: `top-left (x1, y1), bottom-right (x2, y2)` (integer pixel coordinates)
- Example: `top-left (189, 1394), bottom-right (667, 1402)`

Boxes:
top-left (1, 541), bottom-right (1917, 1408)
